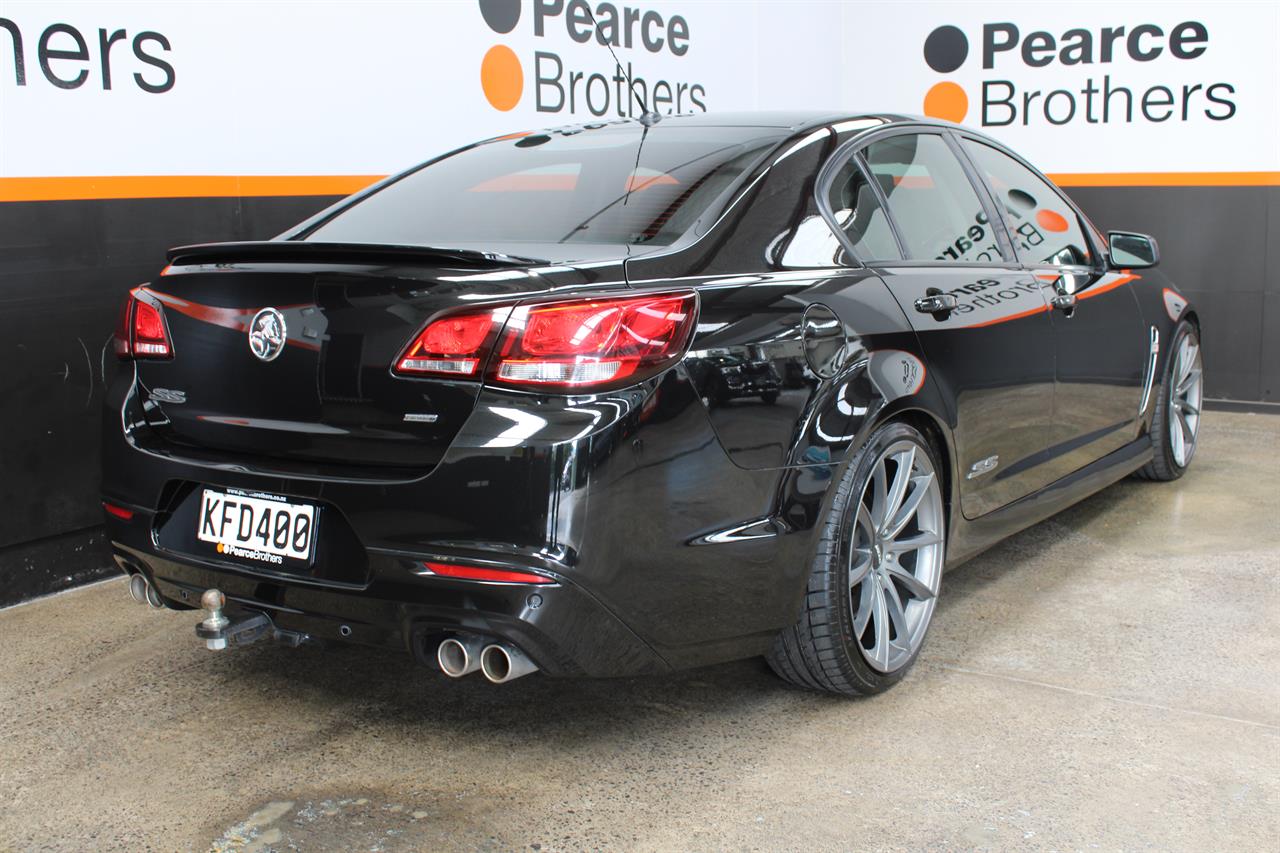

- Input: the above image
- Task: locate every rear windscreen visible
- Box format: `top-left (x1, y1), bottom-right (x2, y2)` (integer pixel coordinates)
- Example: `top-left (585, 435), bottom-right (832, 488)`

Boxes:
top-left (303, 125), bottom-right (782, 248)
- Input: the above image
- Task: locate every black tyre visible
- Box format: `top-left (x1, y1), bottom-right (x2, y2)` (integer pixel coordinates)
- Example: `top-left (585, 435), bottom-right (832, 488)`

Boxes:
top-left (1135, 320), bottom-right (1203, 482)
top-left (760, 391), bottom-right (779, 405)
top-left (767, 421), bottom-right (946, 696)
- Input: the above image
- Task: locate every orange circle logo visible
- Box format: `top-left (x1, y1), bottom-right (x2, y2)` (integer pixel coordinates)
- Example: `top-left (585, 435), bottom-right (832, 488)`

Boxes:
top-left (923, 82), bottom-right (968, 123)
top-left (480, 44), bottom-right (522, 112)
top-left (1036, 209), bottom-right (1070, 232)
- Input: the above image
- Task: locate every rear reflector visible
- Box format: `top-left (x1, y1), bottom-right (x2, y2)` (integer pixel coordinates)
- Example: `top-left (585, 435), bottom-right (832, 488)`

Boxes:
top-left (422, 561), bottom-right (553, 584)
top-left (103, 502), bottom-right (135, 520)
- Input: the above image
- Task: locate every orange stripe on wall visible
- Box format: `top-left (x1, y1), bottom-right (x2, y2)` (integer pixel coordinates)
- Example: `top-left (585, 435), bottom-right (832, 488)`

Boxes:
top-left (0, 175), bottom-right (385, 202)
top-left (1045, 171), bottom-right (1280, 187)
top-left (0, 170), bottom-right (1277, 203)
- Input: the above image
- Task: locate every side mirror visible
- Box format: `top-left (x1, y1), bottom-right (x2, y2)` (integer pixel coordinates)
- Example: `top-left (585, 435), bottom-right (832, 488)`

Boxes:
top-left (1107, 231), bottom-right (1159, 269)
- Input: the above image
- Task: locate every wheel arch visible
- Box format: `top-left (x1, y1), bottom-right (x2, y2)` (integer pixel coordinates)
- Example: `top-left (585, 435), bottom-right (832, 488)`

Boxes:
top-left (868, 404), bottom-right (957, 541)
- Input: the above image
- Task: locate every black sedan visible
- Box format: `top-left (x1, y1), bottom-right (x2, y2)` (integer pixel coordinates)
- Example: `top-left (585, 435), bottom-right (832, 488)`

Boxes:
top-left (102, 112), bottom-right (1202, 695)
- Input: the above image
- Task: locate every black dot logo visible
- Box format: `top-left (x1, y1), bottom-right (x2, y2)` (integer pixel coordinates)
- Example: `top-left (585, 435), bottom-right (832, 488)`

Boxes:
top-left (924, 25), bottom-right (968, 73)
top-left (479, 0), bottom-right (521, 34)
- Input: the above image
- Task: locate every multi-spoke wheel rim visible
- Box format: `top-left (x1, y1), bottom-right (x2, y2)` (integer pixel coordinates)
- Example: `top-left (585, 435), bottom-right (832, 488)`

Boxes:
top-left (848, 439), bottom-right (945, 674)
top-left (1169, 333), bottom-right (1203, 468)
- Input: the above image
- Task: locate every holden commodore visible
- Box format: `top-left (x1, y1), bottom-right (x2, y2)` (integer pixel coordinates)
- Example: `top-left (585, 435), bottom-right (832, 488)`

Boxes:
top-left (102, 112), bottom-right (1202, 695)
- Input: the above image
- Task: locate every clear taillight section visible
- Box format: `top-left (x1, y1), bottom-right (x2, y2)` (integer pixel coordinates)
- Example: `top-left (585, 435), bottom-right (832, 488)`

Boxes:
top-left (393, 291), bottom-right (697, 391)
top-left (114, 290), bottom-right (172, 359)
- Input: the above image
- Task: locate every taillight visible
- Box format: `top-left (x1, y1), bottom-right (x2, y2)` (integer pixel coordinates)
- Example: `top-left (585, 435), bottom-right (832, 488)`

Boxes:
top-left (133, 300), bottom-right (171, 357)
top-left (394, 310), bottom-right (500, 377)
top-left (393, 291), bottom-right (697, 391)
top-left (114, 290), bottom-right (172, 360)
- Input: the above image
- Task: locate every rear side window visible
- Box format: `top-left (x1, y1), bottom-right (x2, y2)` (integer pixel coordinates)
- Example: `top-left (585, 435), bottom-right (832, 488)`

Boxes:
top-left (824, 157), bottom-right (901, 260)
top-left (963, 140), bottom-right (1093, 267)
top-left (861, 134), bottom-right (1001, 263)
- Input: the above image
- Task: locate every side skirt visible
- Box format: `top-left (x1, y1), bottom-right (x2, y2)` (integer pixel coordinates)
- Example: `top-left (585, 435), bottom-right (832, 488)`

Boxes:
top-left (945, 436), bottom-right (1154, 569)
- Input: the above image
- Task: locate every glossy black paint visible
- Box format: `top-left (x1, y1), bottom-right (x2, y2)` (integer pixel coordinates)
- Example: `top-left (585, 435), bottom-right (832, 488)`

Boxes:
top-left (101, 112), bottom-right (1194, 676)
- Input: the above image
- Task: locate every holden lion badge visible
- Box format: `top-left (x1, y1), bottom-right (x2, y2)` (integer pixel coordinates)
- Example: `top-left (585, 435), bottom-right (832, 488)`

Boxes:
top-left (248, 307), bottom-right (287, 362)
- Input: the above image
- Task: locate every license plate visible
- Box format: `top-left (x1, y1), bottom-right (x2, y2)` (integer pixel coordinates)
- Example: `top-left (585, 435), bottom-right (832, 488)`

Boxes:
top-left (196, 488), bottom-right (318, 566)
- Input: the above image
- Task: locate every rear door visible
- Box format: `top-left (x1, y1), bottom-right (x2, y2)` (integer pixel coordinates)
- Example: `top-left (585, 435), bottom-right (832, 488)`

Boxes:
top-left (958, 138), bottom-right (1149, 477)
top-left (825, 130), bottom-right (1058, 518)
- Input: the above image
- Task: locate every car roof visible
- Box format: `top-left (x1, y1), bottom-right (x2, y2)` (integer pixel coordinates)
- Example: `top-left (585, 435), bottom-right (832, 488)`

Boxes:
top-left (659, 110), bottom-right (927, 129)
top-left (532, 111), bottom-right (943, 131)
top-left (508, 111), bottom-right (964, 145)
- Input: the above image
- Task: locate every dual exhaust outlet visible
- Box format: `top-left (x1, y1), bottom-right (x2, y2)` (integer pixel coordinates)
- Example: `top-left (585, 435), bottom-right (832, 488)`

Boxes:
top-left (436, 635), bottom-right (538, 684)
top-left (127, 572), bottom-right (165, 609)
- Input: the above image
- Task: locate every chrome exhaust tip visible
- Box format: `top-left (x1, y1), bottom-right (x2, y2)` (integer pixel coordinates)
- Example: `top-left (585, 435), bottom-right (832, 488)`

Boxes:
top-left (479, 643), bottom-right (538, 684)
top-left (128, 573), bottom-right (149, 604)
top-left (128, 573), bottom-right (165, 609)
top-left (437, 636), bottom-right (484, 678)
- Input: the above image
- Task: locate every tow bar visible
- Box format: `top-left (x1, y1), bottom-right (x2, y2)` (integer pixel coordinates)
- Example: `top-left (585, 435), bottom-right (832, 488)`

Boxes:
top-left (195, 588), bottom-right (312, 651)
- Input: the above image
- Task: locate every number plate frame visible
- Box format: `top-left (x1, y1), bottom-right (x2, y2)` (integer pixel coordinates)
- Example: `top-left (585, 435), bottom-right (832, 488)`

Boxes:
top-left (196, 487), bottom-right (320, 567)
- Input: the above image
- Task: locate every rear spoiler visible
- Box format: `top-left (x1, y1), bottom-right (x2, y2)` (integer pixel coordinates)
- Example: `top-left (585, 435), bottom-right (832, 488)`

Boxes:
top-left (165, 241), bottom-right (546, 268)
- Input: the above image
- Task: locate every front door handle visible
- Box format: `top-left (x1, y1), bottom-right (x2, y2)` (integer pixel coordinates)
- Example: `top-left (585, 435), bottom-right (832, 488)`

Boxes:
top-left (915, 291), bottom-right (959, 317)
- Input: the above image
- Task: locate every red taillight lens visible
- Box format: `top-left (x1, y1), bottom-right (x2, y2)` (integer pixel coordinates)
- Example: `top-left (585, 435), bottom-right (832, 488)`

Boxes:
top-left (492, 291), bottom-right (697, 389)
top-left (133, 301), bottom-right (170, 357)
top-left (392, 291), bottom-right (697, 390)
top-left (394, 311), bottom-right (497, 377)
top-left (115, 291), bottom-right (172, 359)
top-left (422, 561), bottom-right (553, 584)
top-left (102, 501), bottom-right (135, 520)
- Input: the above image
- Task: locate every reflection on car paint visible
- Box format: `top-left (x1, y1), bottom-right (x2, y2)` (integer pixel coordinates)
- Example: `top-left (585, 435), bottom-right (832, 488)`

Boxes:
top-left (867, 350), bottom-right (927, 399)
top-left (1162, 287), bottom-right (1189, 321)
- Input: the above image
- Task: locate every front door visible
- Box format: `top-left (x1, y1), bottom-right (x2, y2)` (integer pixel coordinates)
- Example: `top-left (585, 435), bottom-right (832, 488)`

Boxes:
top-left (959, 138), bottom-right (1149, 478)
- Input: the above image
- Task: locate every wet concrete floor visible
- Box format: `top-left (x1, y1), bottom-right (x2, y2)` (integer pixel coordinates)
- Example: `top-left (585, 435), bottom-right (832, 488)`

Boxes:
top-left (1, 412), bottom-right (1276, 851)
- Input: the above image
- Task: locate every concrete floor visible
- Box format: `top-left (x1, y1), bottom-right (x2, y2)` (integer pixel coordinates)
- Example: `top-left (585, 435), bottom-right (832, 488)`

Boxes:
top-left (1, 411), bottom-right (1277, 852)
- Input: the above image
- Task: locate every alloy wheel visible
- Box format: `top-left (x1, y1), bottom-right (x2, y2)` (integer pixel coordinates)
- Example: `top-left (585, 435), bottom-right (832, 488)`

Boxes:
top-left (848, 440), bottom-right (945, 673)
top-left (1169, 333), bottom-right (1203, 468)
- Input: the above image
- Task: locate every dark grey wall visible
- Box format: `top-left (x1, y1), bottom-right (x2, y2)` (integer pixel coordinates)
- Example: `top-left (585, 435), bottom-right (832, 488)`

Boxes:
top-left (0, 183), bottom-right (1273, 605)
top-left (0, 195), bottom-right (341, 606)
top-left (1066, 185), bottom-right (1278, 403)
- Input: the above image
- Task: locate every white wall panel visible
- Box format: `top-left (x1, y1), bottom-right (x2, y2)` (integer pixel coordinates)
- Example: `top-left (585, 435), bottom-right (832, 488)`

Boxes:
top-left (1, 0), bottom-right (1276, 177)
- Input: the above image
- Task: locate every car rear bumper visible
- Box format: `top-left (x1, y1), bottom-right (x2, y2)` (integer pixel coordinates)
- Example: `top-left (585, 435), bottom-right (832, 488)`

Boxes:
top-left (107, 535), bottom-right (667, 677)
top-left (101, 365), bottom-right (828, 677)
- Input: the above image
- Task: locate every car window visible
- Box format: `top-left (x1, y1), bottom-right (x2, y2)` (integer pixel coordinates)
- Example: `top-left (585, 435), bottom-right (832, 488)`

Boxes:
top-left (304, 126), bottom-right (781, 249)
top-left (824, 157), bottom-right (901, 260)
top-left (861, 134), bottom-right (1001, 263)
top-left (962, 140), bottom-right (1093, 267)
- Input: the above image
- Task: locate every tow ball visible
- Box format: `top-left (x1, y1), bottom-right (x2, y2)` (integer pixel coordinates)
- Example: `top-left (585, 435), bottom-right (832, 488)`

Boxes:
top-left (195, 588), bottom-right (310, 651)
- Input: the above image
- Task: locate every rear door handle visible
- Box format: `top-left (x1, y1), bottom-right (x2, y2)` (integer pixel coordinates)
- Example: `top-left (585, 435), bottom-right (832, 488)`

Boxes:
top-left (915, 293), bottom-right (959, 316)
